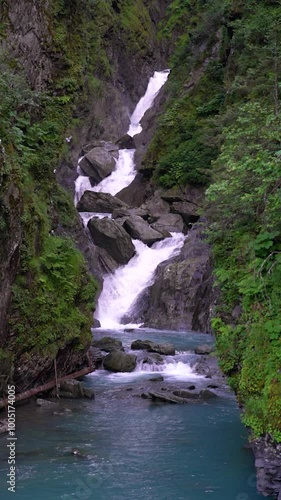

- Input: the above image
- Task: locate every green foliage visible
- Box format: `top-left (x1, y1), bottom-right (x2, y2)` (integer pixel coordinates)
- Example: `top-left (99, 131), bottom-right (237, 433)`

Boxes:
top-left (10, 236), bottom-right (98, 353)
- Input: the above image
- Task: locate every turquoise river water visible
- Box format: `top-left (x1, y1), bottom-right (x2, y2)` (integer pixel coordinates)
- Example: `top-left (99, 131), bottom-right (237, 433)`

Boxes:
top-left (0, 329), bottom-right (269, 500)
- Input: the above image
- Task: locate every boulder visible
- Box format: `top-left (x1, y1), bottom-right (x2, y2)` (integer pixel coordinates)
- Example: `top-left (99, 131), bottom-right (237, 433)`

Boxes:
top-left (170, 201), bottom-right (199, 225)
top-left (172, 390), bottom-right (199, 399)
top-left (77, 191), bottom-right (127, 213)
top-left (131, 339), bottom-right (175, 356)
top-left (151, 214), bottom-right (184, 233)
top-left (59, 380), bottom-right (95, 399)
top-left (81, 141), bottom-right (119, 156)
top-left (116, 134), bottom-right (136, 149)
top-left (79, 146), bottom-right (117, 183)
top-left (199, 389), bottom-right (218, 399)
top-left (103, 351), bottom-right (137, 373)
top-left (194, 344), bottom-right (214, 355)
top-left (116, 173), bottom-right (150, 208)
top-left (91, 336), bottom-right (123, 352)
top-left (88, 217), bottom-right (135, 265)
top-left (149, 376), bottom-right (164, 382)
top-left (123, 216), bottom-right (165, 246)
top-left (37, 398), bottom-right (60, 409)
top-left (137, 352), bottom-right (164, 365)
top-left (148, 391), bottom-right (186, 404)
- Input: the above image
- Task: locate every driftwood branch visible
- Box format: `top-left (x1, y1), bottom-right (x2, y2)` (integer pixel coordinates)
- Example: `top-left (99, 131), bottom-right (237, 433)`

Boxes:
top-left (0, 365), bottom-right (95, 410)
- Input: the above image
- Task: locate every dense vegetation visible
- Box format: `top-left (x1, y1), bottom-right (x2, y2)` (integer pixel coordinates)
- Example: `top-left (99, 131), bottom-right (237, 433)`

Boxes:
top-left (146, 0), bottom-right (281, 441)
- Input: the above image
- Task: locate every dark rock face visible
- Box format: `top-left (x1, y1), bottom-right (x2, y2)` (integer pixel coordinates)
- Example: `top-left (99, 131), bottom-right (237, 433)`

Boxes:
top-left (129, 225), bottom-right (213, 331)
top-left (91, 336), bottom-right (123, 352)
top-left (170, 201), bottom-right (199, 225)
top-left (116, 173), bottom-right (152, 208)
top-left (88, 217), bottom-right (135, 266)
top-left (151, 214), bottom-right (184, 233)
top-left (252, 437), bottom-right (281, 499)
top-left (103, 351), bottom-right (137, 373)
top-left (116, 134), bottom-right (136, 149)
top-left (131, 339), bottom-right (175, 356)
top-left (123, 215), bottom-right (165, 246)
top-left (79, 146), bottom-right (118, 183)
top-left (77, 191), bottom-right (127, 213)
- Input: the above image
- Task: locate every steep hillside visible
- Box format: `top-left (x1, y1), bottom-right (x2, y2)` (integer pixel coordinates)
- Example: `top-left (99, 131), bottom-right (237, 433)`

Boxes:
top-left (0, 0), bottom-right (167, 395)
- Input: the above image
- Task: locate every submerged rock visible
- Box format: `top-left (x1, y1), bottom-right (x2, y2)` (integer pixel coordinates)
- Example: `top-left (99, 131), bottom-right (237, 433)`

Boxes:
top-left (37, 398), bottom-right (60, 409)
top-left (131, 339), bottom-right (175, 356)
top-left (103, 351), bottom-right (137, 373)
top-left (77, 191), bottom-right (127, 213)
top-left (88, 217), bottom-right (135, 266)
top-left (91, 336), bottom-right (123, 352)
top-left (147, 391), bottom-right (186, 404)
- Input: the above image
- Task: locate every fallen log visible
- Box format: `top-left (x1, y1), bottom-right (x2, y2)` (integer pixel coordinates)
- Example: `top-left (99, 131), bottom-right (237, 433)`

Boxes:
top-left (0, 365), bottom-right (95, 410)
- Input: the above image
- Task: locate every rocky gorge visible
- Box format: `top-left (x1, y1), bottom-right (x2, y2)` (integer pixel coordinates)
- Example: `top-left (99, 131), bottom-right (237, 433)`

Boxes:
top-left (0, 0), bottom-right (281, 498)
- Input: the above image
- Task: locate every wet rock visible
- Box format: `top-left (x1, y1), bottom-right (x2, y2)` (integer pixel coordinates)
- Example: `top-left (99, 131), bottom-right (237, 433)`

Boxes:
top-left (92, 318), bottom-right (101, 328)
top-left (53, 408), bottom-right (73, 416)
top-left (59, 380), bottom-right (95, 399)
top-left (148, 391), bottom-right (186, 404)
top-left (149, 376), bottom-right (164, 382)
top-left (187, 384), bottom-right (196, 390)
top-left (194, 344), bottom-right (214, 355)
top-left (137, 352), bottom-right (164, 365)
top-left (123, 216), bottom-right (165, 246)
top-left (151, 214), bottom-right (184, 233)
top-left (91, 336), bottom-right (123, 352)
top-left (207, 384), bottom-right (219, 389)
top-left (88, 217), bottom-right (135, 266)
top-left (173, 390), bottom-right (199, 399)
top-left (199, 389), bottom-right (218, 399)
top-left (131, 339), bottom-right (175, 355)
top-left (81, 141), bottom-right (119, 156)
top-left (77, 191), bottom-right (127, 213)
top-left (194, 356), bottom-right (222, 378)
top-left (79, 145), bottom-right (118, 183)
top-left (103, 351), bottom-right (137, 373)
top-left (116, 134), bottom-right (136, 149)
top-left (37, 398), bottom-right (60, 409)
top-left (71, 448), bottom-right (90, 459)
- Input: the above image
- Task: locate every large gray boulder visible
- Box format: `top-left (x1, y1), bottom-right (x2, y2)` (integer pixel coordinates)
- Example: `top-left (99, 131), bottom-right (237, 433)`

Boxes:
top-left (103, 351), bottom-right (137, 372)
top-left (142, 193), bottom-right (170, 219)
top-left (91, 336), bottom-right (123, 352)
top-left (123, 216), bottom-right (165, 246)
top-left (88, 217), bottom-right (135, 265)
top-left (131, 339), bottom-right (175, 356)
top-left (151, 214), bottom-right (184, 233)
top-left (79, 145), bottom-right (118, 183)
top-left (77, 191), bottom-right (127, 213)
top-left (81, 141), bottom-right (119, 156)
top-left (116, 173), bottom-right (150, 208)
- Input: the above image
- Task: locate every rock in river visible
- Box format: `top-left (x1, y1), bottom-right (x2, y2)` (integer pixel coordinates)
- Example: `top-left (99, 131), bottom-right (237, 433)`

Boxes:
top-left (103, 351), bottom-right (137, 373)
top-left (92, 336), bottom-right (123, 352)
top-left (131, 339), bottom-right (175, 356)
top-left (77, 191), bottom-right (127, 213)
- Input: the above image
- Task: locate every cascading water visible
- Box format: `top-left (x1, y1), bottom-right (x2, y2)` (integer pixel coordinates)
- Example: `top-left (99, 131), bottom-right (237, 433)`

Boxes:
top-left (74, 70), bottom-right (170, 202)
top-left (95, 233), bottom-right (185, 329)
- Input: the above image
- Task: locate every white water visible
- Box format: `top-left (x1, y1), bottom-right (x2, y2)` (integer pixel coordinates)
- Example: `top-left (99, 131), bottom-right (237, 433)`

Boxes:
top-left (95, 233), bottom-right (185, 329)
top-left (75, 70), bottom-right (170, 202)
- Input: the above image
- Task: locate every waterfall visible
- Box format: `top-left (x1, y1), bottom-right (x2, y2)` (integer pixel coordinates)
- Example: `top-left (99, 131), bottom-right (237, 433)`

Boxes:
top-left (75, 70), bottom-right (170, 202)
top-left (74, 69), bottom-right (185, 329)
top-left (95, 233), bottom-right (185, 329)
